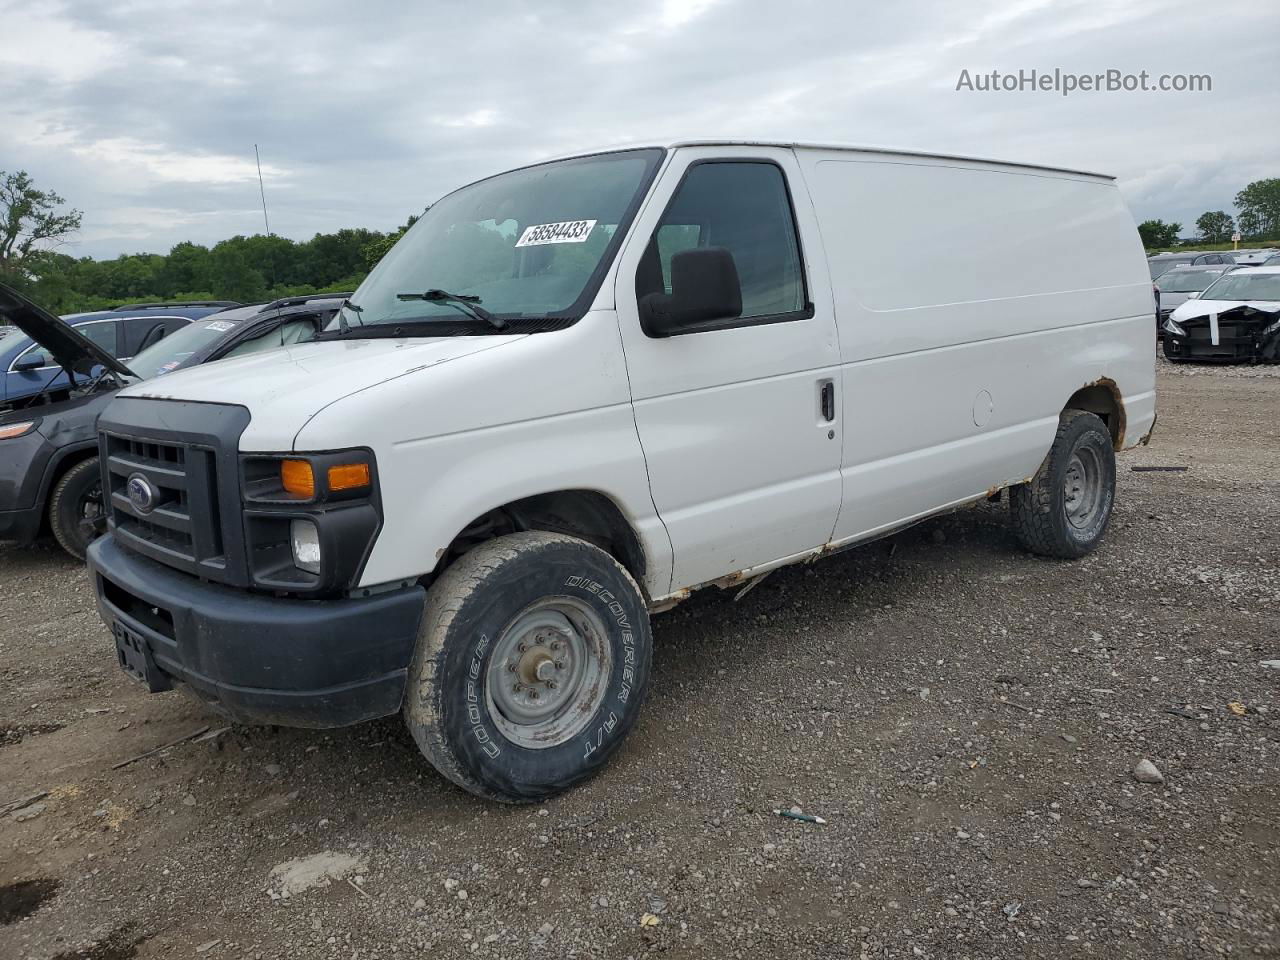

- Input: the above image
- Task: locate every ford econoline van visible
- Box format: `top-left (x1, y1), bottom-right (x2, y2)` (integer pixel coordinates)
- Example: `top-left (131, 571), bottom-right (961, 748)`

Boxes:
top-left (86, 140), bottom-right (1156, 802)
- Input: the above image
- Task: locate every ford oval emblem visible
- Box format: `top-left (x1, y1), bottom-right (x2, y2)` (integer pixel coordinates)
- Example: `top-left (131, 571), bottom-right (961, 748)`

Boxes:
top-left (126, 473), bottom-right (159, 515)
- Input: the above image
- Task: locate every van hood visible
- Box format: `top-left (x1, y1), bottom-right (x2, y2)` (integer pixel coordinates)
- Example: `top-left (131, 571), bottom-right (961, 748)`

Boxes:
top-left (0, 282), bottom-right (134, 378)
top-left (118, 334), bottom-right (526, 449)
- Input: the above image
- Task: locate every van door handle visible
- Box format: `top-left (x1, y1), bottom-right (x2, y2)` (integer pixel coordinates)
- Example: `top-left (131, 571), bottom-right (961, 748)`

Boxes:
top-left (820, 381), bottom-right (835, 422)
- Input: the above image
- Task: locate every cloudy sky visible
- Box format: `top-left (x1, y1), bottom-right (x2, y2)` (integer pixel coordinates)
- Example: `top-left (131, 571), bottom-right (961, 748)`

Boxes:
top-left (2, 0), bottom-right (1276, 259)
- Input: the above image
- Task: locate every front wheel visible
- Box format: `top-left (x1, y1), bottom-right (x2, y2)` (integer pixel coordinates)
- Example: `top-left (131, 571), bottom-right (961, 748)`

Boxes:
top-left (1010, 410), bottom-right (1116, 559)
top-left (404, 531), bottom-right (653, 803)
top-left (48, 457), bottom-right (106, 561)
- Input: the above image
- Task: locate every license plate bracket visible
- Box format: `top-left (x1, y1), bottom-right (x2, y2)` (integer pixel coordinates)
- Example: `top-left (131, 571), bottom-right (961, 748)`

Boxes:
top-left (113, 622), bottom-right (172, 693)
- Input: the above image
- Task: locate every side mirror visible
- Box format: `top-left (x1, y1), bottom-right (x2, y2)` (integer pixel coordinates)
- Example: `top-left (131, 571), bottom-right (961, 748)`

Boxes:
top-left (639, 247), bottom-right (742, 337)
top-left (13, 355), bottom-right (44, 372)
top-left (1185, 291), bottom-right (1200, 300)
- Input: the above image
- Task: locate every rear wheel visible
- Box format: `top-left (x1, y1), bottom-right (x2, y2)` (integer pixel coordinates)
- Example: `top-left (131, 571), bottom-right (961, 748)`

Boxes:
top-left (1010, 410), bottom-right (1116, 559)
top-left (48, 457), bottom-right (105, 561)
top-left (404, 531), bottom-right (652, 803)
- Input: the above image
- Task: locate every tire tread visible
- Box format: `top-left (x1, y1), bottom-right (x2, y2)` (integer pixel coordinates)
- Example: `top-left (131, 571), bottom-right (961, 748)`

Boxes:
top-left (48, 457), bottom-right (101, 561)
top-left (1010, 409), bottom-right (1112, 559)
top-left (405, 531), bottom-right (646, 803)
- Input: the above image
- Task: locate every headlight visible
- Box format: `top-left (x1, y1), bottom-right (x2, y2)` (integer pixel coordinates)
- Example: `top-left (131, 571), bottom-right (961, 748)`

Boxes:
top-left (290, 518), bottom-right (322, 574)
top-left (241, 449), bottom-right (381, 594)
top-left (1163, 318), bottom-right (1186, 337)
top-left (0, 420), bottom-right (38, 440)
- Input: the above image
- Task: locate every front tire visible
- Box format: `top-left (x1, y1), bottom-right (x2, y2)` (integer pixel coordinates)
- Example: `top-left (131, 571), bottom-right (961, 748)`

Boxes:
top-left (404, 531), bottom-right (652, 803)
top-left (48, 457), bottom-right (105, 561)
top-left (1010, 410), bottom-right (1116, 559)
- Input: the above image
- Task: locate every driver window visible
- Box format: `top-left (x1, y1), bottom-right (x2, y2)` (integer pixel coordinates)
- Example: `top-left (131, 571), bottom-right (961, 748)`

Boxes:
top-left (636, 162), bottom-right (806, 322)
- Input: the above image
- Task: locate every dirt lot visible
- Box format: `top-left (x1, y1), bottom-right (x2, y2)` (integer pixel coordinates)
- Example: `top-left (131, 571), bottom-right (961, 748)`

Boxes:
top-left (2, 360), bottom-right (1278, 960)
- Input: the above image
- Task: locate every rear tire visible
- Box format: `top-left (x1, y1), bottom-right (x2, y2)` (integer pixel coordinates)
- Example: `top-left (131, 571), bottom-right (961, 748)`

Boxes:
top-left (48, 457), bottom-right (105, 561)
top-left (1010, 410), bottom-right (1115, 559)
top-left (404, 531), bottom-right (652, 803)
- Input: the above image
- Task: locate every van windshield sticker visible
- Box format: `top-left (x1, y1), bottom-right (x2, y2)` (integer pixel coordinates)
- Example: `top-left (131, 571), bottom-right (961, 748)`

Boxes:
top-left (206, 321), bottom-right (236, 331)
top-left (515, 219), bottom-right (597, 247)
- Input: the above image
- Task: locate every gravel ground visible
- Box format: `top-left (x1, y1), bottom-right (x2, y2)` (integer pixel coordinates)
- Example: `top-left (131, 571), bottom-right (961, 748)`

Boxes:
top-left (1, 360), bottom-right (1277, 959)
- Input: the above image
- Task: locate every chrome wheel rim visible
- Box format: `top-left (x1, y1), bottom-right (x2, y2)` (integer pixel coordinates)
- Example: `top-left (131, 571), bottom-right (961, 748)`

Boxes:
top-left (485, 598), bottom-right (612, 750)
top-left (1063, 447), bottom-right (1103, 531)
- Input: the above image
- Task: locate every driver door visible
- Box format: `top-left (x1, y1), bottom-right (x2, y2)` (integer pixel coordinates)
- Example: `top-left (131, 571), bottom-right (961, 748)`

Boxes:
top-left (613, 147), bottom-right (842, 594)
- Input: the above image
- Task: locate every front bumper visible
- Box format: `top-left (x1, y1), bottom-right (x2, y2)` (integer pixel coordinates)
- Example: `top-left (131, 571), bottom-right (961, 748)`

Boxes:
top-left (0, 504), bottom-right (42, 542)
top-left (1162, 326), bottom-right (1257, 363)
top-left (87, 534), bottom-right (424, 728)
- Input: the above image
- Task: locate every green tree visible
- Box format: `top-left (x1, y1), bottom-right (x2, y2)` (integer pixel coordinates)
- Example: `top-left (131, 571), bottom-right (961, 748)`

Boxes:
top-left (1195, 210), bottom-right (1234, 244)
top-left (304, 228), bottom-right (382, 287)
top-left (206, 239), bottom-right (267, 303)
top-left (1234, 178), bottom-right (1280, 239)
top-left (0, 170), bottom-right (83, 281)
top-left (156, 241), bottom-right (211, 297)
top-left (1137, 219), bottom-right (1182, 249)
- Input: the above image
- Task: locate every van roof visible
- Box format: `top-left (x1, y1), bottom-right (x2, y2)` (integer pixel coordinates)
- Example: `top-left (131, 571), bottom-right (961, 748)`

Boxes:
top-left (546, 139), bottom-right (1115, 181)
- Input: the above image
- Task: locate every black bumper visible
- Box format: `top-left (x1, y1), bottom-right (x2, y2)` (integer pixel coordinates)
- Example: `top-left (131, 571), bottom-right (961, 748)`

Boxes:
top-left (0, 504), bottom-right (42, 542)
top-left (87, 534), bottom-right (424, 728)
top-left (1162, 329), bottom-right (1256, 363)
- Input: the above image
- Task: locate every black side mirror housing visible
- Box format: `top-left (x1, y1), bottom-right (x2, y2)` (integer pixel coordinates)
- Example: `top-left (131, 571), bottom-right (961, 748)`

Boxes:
top-left (13, 355), bottom-right (45, 372)
top-left (639, 246), bottom-right (743, 337)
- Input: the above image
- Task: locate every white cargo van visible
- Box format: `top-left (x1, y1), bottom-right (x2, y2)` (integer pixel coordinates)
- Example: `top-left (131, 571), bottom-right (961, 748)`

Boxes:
top-left (88, 140), bottom-right (1155, 801)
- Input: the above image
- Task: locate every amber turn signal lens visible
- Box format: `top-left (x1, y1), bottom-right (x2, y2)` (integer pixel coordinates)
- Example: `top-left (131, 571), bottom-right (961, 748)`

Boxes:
top-left (327, 462), bottom-right (371, 492)
top-left (280, 459), bottom-right (316, 498)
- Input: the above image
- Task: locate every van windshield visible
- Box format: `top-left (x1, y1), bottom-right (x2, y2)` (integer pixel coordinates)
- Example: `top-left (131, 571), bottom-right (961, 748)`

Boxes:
top-left (334, 149), bottom-right (664, 334)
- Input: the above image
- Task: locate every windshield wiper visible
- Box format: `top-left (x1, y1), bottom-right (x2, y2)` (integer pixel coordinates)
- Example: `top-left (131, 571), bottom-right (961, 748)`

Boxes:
top-left (396, 289), bottom-right (507, 331)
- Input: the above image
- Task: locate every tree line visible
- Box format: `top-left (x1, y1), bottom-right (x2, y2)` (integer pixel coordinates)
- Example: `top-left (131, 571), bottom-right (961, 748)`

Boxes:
top-left (1137, 177), bottom-right (1280, 250)
top-left (0, 168), bottom-right (417, 315)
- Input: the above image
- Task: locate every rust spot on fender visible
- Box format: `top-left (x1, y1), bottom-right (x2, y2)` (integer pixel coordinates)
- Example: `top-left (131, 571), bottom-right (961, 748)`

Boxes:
top-left (648, 587), bottom-right (690, 614)
top-left (1078, 376), bottom-right (1126, 450)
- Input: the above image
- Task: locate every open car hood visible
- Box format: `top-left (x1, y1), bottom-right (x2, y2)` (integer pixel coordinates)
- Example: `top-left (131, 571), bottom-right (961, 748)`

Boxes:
top-left (0, 282), bottom-right (134, 378)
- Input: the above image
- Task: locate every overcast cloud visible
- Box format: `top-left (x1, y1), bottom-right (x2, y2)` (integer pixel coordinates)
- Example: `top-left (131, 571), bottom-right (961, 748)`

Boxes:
top-left (1, 0), bottom-right (1276, 259)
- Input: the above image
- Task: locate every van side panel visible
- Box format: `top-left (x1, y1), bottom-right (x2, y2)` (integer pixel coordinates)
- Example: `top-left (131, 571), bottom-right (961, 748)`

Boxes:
top-left (796, 150), bottom-right (1155, 546)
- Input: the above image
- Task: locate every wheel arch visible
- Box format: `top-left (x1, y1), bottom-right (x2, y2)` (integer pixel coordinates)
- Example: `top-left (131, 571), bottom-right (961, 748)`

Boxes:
top-left (1063, 378), bottom-right (1125, 450)
top-left (433, 489), bottom-right (648, 597)
top-left (38, 441), bottom-right (100, 516)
